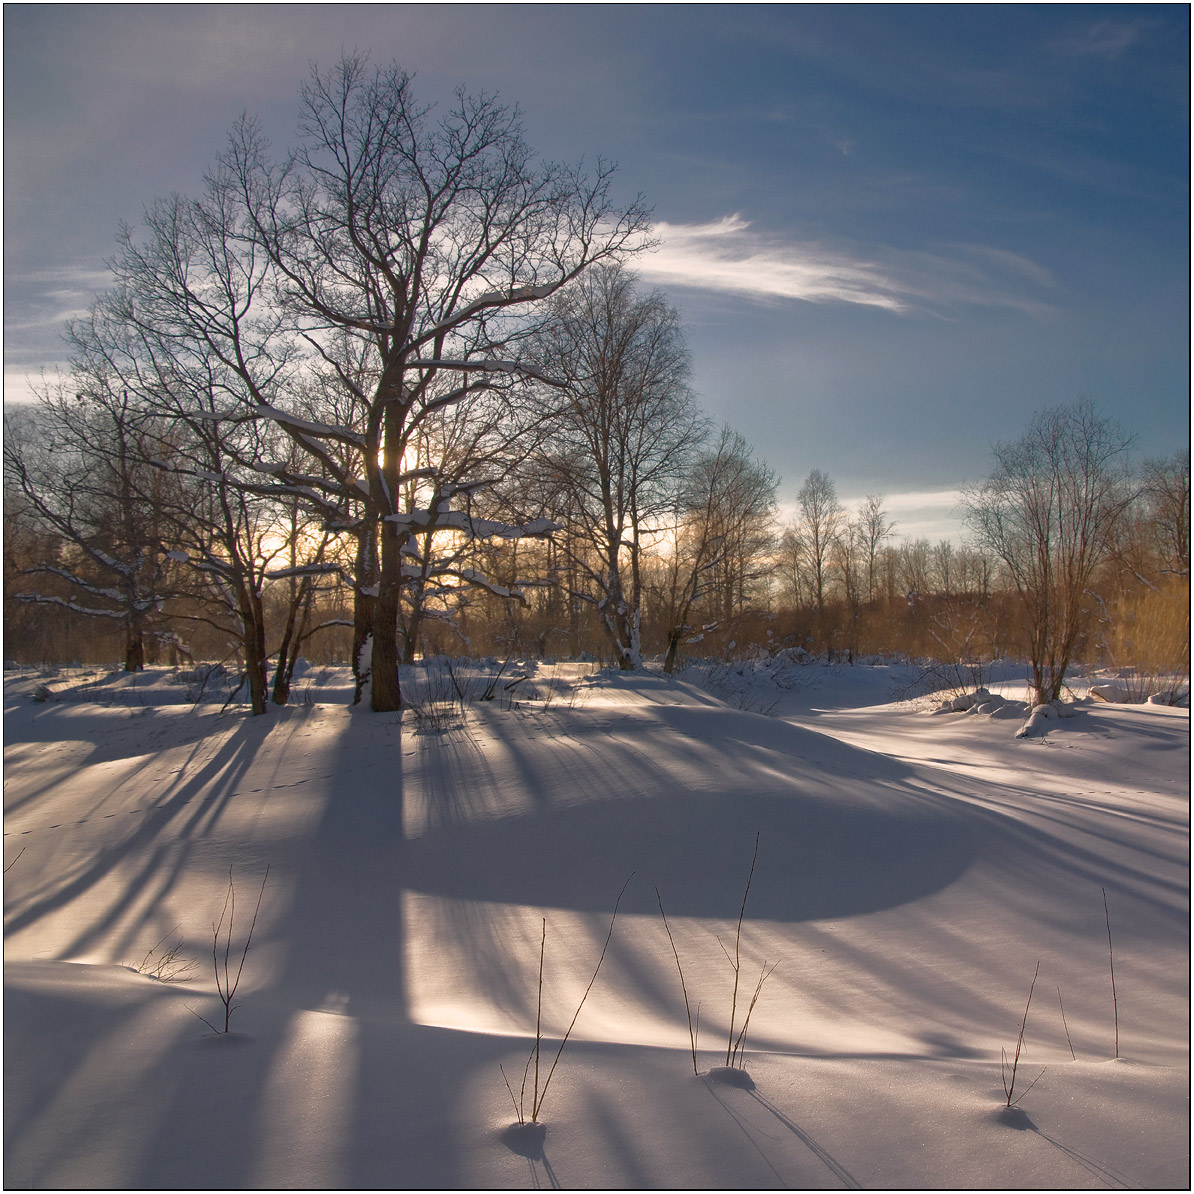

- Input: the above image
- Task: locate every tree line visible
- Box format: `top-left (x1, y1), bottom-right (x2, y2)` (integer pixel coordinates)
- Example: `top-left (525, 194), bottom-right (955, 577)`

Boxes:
top-left (4, 57), bottom-right (1188, 710)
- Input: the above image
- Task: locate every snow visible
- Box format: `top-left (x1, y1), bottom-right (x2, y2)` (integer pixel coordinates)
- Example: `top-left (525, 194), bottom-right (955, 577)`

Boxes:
top-left (4, 659), bottom-right (1188, 1189)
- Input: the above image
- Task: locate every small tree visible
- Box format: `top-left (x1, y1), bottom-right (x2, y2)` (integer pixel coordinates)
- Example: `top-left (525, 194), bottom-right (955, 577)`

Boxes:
top-left (659, 426), bottom-right (778, 672)
top-left (795, 468), bottom-right (843, 618)
top-left (857, 493), bottom-right (895, 606)
top-left (964, 397), bottom-right (1135, 704)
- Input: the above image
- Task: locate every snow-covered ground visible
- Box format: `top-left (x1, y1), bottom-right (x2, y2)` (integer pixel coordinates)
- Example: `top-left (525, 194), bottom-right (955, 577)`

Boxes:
top-left (4, 660), bottom-right (1188, 1189)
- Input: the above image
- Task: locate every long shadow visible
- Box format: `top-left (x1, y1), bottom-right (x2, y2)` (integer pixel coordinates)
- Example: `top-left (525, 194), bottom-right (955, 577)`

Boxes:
top-left (1025, 1123), bottom-right (1135, 1188)
top-left (4, 716), bottom-right (267, 950)
top-left (9, 699), bottom-right (493, 1189)
top-left (397, 784), bottom-right (977, 919)
top-left (261, 709), bottom-right (408, 1021)
top-left (744, 1086), bottom-right (862, 1188)
top-left (395, 701), bottom-right (982, 920)
top-left (105, 705), bottom-right (407, 1186)
top-left (993, 1106), bottom-right (1134, 1187)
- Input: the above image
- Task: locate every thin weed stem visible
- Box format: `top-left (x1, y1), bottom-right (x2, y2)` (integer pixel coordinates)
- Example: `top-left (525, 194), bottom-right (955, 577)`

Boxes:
top-left (725, 831), bottom-right (760, 1067)
top-left (1103, 887), bottom-right (1119, 1059)
top-left (1002, 959), bottom-right (1046, 1107)
top-left (533, 918), bottom-right (545, 1114)
top-left (1057, 986), bottom-right (1076, 1060)
top-left (731, 959), bottom-right (778, 1067)
top-left (656, 887), bottom-right (698, 1076)
top-left (532, 872), bottom-right (633, 1121)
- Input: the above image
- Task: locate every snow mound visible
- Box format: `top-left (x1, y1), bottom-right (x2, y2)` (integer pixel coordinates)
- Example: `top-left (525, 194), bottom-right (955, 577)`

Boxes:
top-left (1015, 698), bottom-right (1078, 738)
top-left (930, 686), bottom-right (1027, 720)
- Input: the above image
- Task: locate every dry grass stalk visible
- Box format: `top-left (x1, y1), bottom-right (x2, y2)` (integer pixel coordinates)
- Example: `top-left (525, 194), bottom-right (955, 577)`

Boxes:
top-left (656, 887), bottom-right (698, 1076)
top-left (1002, 959), bottom-right (1046, 1107)
top-left (1102, 887), bottom-right (1120, 1058)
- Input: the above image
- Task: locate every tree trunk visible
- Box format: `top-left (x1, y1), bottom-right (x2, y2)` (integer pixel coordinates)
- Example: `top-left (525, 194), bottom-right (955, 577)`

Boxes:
top-left (352, 524), bottom-right (379, 705)
top-left (372, 527), bottom-right (403, 711)
top-left (123, 619), bottom-right (145, 672)
top-left (240, 595), bottom-right (269, 716)
top-left (663, 627), bottom-right (683, 674)
top-left (402, 595), bottom-right (425, 667)
top-left (272, 582), bottom-right (302, 706)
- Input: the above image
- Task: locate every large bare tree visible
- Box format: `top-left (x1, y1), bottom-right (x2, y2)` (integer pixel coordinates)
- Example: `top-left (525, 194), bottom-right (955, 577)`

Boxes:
top-left (224, 55), bottom-right (651, 707)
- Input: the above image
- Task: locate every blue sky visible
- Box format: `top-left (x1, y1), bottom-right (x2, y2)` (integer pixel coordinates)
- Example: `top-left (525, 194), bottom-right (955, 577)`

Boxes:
top-left (4, 4), bottom-right (1189, 540)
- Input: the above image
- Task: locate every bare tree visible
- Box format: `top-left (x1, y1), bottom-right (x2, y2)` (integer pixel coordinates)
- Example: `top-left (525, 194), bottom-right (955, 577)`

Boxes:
top-left (857, 493), bottom-right (894, 605)
top-left (776, 523), bottom-right (810, 610)
top-left (226, 55), bottom-right (652, 708)
top-left (531, 264), bottom-right (706, 668)
top-left (659, 425), bottom-right (778, 672)
top-left (4, 382), bottom-right (179, 671)
top-left (794, 468), bottom-right (844, 617)
top-left (964, 397), bottom-right (1136, 704)
top-left (1140, 450), bottom-right (1190, 577)
top-left (896, 537), bottom-right (932, 599)
top-left (931, 540), bottom-right (956, 598)
top-left (832, 517), bottom-right (864, 660)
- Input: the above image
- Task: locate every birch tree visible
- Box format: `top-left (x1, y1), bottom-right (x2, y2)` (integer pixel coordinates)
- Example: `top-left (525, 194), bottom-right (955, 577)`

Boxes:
top-left (794, 468), bottom-right (844, 616)
top-left (856, 494), bottom-right (894, 604)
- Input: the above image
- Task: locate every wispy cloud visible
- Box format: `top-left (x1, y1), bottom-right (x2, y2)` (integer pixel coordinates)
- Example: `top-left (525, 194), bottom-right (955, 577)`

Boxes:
top-left (845, 488), bottom-right (969, 544)
top-left (1053, 19), bottom-right (1143, 59)
top-left (639, 215), bottom-right (1057, 319)
top-left (4, 265), bottom-right (112, 368)
top-left (641, 215), bottom-right (912, 312)
top-left (3, 368), bottom-right (56, 406)
top-left (776, 487), bottom-right (969, 543)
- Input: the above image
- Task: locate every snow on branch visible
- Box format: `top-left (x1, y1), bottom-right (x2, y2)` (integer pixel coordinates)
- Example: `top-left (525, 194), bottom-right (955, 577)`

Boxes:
top-left (385, 507), bottom-right (558, 540)
top-left (17, 593), bottom-right (133, 620)
top-left (470, 516), bottom-right (559, 539)
top-left (424, 281), bottom-right (560, 337)
top-left (451, 567), bottom-right (527, 602)
top-left (21, 565), bottom-right (127, 603)
top-left (254, 404), bottom-right (367, 448)
top-left (265, 562), bottom-right (345, 580)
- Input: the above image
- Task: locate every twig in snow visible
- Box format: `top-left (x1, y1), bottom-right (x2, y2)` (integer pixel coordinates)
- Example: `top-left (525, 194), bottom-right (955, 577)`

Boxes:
top-left (506, 875), bottom-right (634, 1125)
top-left (1103, 887), bottom-right (1119, 1059)
top-left (1057, 986), bottom-right (1076, 1060)
top-left (534, 872), bottom-right (634, 1120)
top-left (731, 959), bottom-right (779, 1067)
top-left (191, 864), bottom-right (270, 1033)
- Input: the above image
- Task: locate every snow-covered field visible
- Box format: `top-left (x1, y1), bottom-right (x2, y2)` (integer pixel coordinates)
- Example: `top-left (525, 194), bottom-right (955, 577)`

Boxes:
top-left (4, 661), bottom-right (1189, 1189)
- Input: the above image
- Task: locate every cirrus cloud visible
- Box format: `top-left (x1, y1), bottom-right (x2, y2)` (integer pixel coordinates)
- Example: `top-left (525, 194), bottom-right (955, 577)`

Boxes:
top-left (638, 214), bottom-right (1057, 320)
